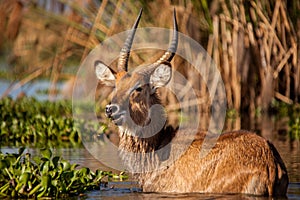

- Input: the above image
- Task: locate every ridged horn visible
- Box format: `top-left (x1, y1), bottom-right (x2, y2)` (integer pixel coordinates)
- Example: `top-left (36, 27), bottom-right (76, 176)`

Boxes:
top-left (118, 8), bottom-right (143, 72)
top-left (155, 8), bottom-right (178, 64)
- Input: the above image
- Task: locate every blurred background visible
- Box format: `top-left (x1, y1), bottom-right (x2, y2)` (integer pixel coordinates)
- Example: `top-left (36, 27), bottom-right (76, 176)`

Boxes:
top-left (0, 0), bottom-right (299, 111)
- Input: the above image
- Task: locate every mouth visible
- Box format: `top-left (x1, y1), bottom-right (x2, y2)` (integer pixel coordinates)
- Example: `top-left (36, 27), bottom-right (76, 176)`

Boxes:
top-left (110, 111), bottom-right (126, 126)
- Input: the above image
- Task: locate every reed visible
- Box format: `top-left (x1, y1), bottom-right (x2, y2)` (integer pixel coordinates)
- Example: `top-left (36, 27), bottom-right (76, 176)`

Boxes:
top-left (0, 0), bottom-right (299, 114)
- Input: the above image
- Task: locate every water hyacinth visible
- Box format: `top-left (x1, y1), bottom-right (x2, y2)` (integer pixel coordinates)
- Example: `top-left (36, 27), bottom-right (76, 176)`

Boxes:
top-left (0, 97), bottom-right (111, 147)
top-left (0, 147), bottom-right (128, 198)
top-left (0, 97), bottom-right (82, 147)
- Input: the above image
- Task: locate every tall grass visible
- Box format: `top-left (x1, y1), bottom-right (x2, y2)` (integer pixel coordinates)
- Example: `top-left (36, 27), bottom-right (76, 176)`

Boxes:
top-left (0, 0), bottom-right (299, 114)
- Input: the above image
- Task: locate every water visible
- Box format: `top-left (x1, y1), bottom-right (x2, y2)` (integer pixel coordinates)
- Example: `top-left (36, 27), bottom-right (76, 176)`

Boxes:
top-left (1, 135), bottom-right (300, 199)
top-left (0, 79), bottom-right (65, 100)
top-left (2, 125), bottom-right (299, 199)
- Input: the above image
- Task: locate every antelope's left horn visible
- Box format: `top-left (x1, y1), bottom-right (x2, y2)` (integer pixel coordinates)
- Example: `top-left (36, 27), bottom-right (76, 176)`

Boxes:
top-left (118, 8), bottom-right (143, 72)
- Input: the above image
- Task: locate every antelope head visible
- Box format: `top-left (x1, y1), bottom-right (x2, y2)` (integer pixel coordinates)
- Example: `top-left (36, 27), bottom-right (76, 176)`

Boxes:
top-left (95, 9), bottom-right (178, 134)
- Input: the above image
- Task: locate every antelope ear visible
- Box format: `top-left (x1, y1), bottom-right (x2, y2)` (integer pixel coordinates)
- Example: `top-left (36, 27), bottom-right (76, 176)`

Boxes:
top-left (94, 61), bottom-right (116, 86)
top-left (150, 62), bottom-right (172, 90)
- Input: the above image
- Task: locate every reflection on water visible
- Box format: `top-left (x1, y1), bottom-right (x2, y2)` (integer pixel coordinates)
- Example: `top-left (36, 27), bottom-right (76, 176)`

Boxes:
top-left (0, 79), bottom-right (65, 100)
top-left (85, 190), bottom-right (278, 200)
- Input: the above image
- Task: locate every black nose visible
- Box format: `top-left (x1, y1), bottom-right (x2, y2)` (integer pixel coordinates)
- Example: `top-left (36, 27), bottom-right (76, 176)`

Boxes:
top-left (105, 105), bottom-right (112, 118)
top-left (105, 104), bottom-right (118, 118)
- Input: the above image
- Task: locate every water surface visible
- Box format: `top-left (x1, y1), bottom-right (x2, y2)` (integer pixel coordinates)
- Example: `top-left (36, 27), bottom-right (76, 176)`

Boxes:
top-left (2, 125), bottom-right (299, 200)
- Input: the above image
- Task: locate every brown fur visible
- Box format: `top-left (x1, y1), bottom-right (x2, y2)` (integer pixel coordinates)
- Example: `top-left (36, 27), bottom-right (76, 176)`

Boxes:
top-left (134, 130), bottom-right (289, 196)
top-left (115, 76), bottom-right (288, 196)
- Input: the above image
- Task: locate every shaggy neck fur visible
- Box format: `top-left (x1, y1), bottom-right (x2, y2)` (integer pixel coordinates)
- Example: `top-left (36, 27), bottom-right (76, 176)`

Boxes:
top-left (118, 92), bottom-right (176, 173)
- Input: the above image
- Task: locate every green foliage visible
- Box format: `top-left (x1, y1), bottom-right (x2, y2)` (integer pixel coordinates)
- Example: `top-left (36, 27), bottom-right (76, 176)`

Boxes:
top-left (270, 100), bottom-right (300, 140)
top-left (288, 105), bottom-right (300, 140)
top-left (226, 108), bottom-right (238, 119)
top-left (0, 147), bottom-right (128, 198)
top-left (0, 97), bottom-right (80, 147)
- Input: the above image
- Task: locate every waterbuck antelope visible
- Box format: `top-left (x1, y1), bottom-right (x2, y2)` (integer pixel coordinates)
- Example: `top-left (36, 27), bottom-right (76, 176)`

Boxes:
top-left (94, 9), bottom-right (288, 196)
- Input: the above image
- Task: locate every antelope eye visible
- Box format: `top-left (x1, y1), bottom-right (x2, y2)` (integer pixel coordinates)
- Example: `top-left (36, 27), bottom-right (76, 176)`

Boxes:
top-left (135, 87), bottom-right (143, 92)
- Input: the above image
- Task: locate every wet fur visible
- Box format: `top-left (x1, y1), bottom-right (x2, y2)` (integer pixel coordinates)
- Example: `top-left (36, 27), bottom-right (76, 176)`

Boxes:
top-left (118, 90), bottom-right (289, 196)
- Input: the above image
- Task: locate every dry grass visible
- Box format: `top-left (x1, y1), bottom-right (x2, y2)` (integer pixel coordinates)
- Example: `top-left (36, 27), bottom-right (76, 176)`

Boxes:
top-left (0, 0), bottom-right (299, 115)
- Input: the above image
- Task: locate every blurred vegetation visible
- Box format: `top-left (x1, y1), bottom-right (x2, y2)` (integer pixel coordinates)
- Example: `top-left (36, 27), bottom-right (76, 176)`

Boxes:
top-left (0, 0), bottom-right (299, 112)
top-left (0, 147), bottom-right (128, 198)
top-left (0, 97), bottom-right (79, 147)
top-left (271, 100), bottom-right (300, 140)
top-left (0, 97), bottom-right (116, 147)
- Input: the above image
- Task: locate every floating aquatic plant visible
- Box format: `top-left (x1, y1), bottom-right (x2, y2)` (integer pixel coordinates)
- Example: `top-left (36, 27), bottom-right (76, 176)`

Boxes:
top-left (0, 147), bottom-right (128, 198)
top-left (0, 97), bottom-right (78, 146)
top-left (0, 97), bottom-right (93, 147)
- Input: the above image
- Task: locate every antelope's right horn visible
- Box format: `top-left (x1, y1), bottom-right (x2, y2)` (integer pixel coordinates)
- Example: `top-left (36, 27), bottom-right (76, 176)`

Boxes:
top-left (155, 8), bottom-right (178, 64)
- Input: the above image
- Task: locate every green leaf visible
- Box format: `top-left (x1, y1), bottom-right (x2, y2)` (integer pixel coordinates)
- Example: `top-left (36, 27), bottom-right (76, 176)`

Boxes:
top-left (41, 148), bottom-right (52, 160)
top-left (52, 156), bottom-right (60, 168)
top-left (0, 160), bottom-right (8, 170)
top-left (60, 160), bottom-right (71, 171)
